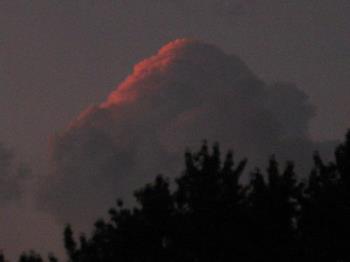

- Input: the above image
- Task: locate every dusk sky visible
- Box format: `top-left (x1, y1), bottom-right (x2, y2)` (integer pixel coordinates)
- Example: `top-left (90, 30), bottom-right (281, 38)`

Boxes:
top-left (0, 0), bottom-right (349, 260)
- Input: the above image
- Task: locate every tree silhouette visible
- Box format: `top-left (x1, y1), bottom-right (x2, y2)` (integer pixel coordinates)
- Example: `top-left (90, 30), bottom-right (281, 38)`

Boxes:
top-left (18, 251), bottom-right (43, 262)
top-left (299, 131), bottom-right (350, 261)
top-left (17, 251), bottom-right (57, 262)
top-left (3, 130), bottom-right (350, 261)
top-left (0, 252), bottom-right (5, 262)
top-left (248, 158), bottom-right (302, 261)
top-left (63, 142), bottom-right (250, 262)
top-left (173, 142), bottom-right (248, 262)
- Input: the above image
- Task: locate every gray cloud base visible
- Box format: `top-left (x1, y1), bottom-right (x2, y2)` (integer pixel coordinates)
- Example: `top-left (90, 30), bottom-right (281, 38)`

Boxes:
top-left (0, 143), bottom-right (27, 203)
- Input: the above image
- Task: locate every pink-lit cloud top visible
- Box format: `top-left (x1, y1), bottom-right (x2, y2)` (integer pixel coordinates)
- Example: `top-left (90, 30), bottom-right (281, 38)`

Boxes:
top-left (41, 39), bottom-right (333, 228)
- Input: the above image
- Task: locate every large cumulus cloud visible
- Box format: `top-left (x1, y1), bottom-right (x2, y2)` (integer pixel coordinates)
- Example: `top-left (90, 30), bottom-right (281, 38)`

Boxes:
top-left (41, 39), bottom-right (333, 227)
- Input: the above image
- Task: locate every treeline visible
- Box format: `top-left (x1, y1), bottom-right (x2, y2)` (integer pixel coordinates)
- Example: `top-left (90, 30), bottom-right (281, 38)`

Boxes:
top-left (3, 131), bottom-right (350, 261)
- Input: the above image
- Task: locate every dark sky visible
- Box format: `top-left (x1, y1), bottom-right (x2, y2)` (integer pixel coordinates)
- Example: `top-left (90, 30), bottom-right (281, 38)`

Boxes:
top-left (0, 0), bottom-right (349, 259)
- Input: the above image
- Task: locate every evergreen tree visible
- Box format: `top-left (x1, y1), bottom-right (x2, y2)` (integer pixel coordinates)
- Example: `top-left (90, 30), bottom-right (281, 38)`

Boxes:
top-left (299, 131), bottom-right (350, 261)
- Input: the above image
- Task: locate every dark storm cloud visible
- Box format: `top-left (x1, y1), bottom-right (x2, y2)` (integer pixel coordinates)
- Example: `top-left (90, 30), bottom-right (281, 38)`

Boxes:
top-left (40, 39), bottom-right (334, 227)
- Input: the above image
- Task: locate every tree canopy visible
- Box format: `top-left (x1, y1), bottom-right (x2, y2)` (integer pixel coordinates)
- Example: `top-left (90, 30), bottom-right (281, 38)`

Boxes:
top-left (60, 131), bottom-right (350, 262)
top-left (2, 131), bottom-right (350, 261)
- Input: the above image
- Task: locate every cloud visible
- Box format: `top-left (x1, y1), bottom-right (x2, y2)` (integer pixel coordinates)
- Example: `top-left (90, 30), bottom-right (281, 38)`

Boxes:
top-left (0, 143), bottom-right (28, 203)
top-left (40, 39), bottom-right (334, 227)
top-left (0, 142), bottom-right (62, 260)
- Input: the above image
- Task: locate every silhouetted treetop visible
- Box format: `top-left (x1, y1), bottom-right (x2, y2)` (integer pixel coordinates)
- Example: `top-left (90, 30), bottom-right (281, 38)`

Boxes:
top-left (6, 130), bottom-right (350, 261)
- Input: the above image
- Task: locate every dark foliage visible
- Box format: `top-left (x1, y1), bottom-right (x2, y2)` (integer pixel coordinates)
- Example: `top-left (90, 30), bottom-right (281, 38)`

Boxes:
top-left (18, 251), bottom-right (43, 262)
top-left (298, 132), bottom-right (350, 261)
top-left (3, 131), bottom-right (350, 261)
top-left (0, 253), bottom-right (5, 262)
top-left (17, 251), bottom-right (57, 262)
top-left (60, 131), bottom-right (350, 262)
